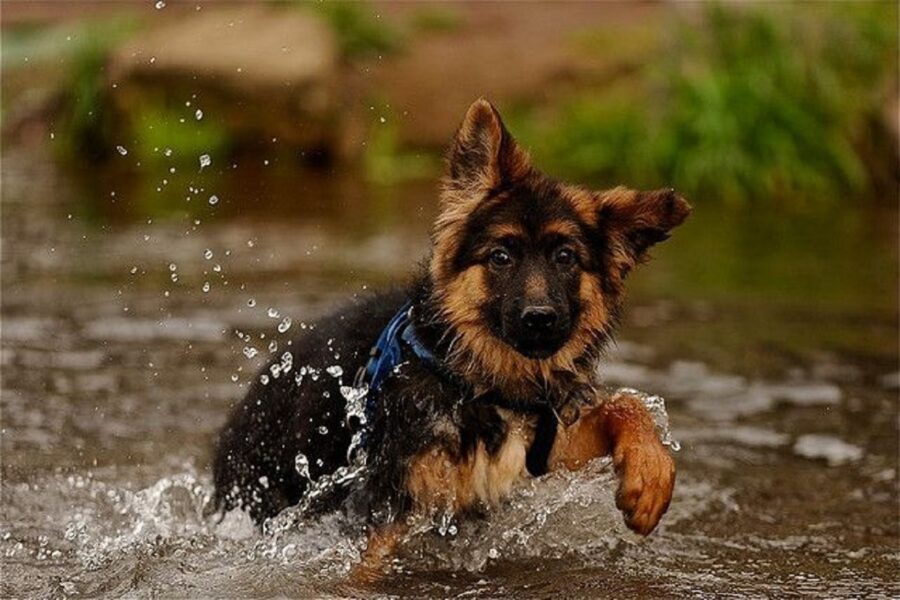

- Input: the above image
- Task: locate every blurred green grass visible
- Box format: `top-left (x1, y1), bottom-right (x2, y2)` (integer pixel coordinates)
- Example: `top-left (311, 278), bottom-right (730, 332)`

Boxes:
top-left (3, 2), bottom-right (897, 203)
top-left (309, 1), bottom-right (403, 60)
top-left (275, 0), bottom-right (405, 60)
top-left (509, 3), bottom-right (898, 204)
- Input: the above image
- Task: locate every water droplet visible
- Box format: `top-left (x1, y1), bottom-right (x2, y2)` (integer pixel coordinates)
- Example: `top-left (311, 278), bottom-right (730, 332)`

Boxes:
top-left (243, 346), bottom-right (258, 359)
top-left (130, 266), bottom-right (138, 274)
top-left (116, 145), bottom-right (128, 156)
top-left (326, 365), bottom-right (343, 378)
top-left (247, 298), bottom-right (256, 307)
top-left (268, 340), bottom-right (278, 353)
top-left (208, 194), bottom-right (219, 205)
top-left (168, 263), bottom-right (177, 272)
top-left (260, 374), bottom-right (270, 385)
top-left (230, 374), bottom-right (239, 382)
top-left (195, 109), bottom-right (203, 120)
top-left (203, 249), bottom-right (213, 260)
top-left (164, 148), bottom-right (172, 157)
top-left (267, 307), bottom-right (279, 318)
top-left (202, 282), bottom-right (210, 293)
top-left (155, 0), bottom-right (166, 8)
top-left (213, 263), bottom-right (222, 272)
top-left (278, 317), bottom-right (292, 333)
top-left (294, 453), bottom-right (311, 480)
top-left (318, 425), bottom-right (328, 435)
top-left (281, 544), bottom-right (297, 560)
top-left (199, 154), bottom-right (211, 170)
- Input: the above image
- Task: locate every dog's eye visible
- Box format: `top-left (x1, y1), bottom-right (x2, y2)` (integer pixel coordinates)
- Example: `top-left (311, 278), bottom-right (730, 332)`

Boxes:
top-left (488, 248), bottom-right (512, 268)
top-left (555, 247), bottom-right (577, 266)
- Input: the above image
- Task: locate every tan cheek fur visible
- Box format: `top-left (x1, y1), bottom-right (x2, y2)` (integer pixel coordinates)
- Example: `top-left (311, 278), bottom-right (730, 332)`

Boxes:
top-left (407, 412), bottom-right (532, 515)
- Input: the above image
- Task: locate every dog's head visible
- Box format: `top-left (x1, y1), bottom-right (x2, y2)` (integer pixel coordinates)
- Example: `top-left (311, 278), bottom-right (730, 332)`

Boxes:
top-left (429, 99), bottom-right (691, 386)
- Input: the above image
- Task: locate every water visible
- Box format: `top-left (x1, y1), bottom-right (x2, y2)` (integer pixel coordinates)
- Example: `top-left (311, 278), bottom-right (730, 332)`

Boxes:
top-left (2, 144), bottom-right (898, 597)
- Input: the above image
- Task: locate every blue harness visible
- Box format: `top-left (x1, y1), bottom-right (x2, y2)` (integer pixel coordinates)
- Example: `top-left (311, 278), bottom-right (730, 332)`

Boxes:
top-left (353, 301), bottom-right (434, 446)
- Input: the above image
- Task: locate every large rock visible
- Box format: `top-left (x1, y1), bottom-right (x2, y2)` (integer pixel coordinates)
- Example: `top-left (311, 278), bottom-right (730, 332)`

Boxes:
top-left (108, 6), bottom-right (338, 154)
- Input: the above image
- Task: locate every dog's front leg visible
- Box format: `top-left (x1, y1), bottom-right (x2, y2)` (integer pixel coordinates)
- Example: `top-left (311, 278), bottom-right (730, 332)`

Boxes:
top-left (549, 390), bottom-right (675, 535)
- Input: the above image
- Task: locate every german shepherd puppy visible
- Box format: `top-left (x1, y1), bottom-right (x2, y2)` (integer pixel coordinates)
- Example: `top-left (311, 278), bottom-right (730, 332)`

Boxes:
top-left (211, 99), bottom-right (690, 571)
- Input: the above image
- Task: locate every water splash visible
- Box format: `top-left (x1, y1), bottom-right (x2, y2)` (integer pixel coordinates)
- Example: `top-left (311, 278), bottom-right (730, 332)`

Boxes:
top-left (0, 386), bottom-right (707, 597)
top-left (59, 471), bottom-right (212, 570)
top-left (295, 453), bottom-right (311, 481)
top-left (340, 383), bottom-right (368, 428)
top-left (617, 387), bottom-right (681, 451)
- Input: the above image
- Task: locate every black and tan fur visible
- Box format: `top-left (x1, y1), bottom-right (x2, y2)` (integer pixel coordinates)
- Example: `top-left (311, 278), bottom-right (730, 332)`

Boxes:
top-left (211, 99), bottom-right (690, 574)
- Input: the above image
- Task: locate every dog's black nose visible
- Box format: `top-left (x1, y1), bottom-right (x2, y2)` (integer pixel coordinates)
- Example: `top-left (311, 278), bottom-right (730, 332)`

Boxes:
top-left (521, 306), bottom-right (558, 331)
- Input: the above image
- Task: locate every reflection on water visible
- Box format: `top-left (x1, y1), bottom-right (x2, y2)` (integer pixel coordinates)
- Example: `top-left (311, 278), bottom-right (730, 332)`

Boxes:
top-left (1, 144), bottom-right (898, 598)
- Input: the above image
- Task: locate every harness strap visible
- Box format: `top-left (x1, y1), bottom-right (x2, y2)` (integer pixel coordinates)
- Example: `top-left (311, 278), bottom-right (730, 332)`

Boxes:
top-left (354, 301), bottom-right (435, 448)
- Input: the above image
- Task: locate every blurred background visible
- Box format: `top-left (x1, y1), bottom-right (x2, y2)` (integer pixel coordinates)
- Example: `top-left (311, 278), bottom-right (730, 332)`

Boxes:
top-left (1, 1), bottom-right (898, 598)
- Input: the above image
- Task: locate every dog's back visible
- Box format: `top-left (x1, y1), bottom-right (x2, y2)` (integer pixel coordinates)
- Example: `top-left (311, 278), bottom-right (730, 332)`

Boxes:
top-left (211, 289), bottom-right (408, 523)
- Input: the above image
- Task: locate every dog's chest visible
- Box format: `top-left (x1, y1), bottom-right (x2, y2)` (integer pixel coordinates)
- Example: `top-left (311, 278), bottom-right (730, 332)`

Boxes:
top-left (407, 411), bottom-right (535, 512)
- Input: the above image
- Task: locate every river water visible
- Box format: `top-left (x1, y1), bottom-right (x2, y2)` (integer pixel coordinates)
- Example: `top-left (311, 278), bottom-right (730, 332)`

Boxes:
top-left (1, 144), bottom-right (898, 598)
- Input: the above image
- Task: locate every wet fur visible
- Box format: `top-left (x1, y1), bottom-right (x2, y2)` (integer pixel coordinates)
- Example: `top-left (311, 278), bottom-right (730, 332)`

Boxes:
top-left (211, 100), bottom-right (689, 553)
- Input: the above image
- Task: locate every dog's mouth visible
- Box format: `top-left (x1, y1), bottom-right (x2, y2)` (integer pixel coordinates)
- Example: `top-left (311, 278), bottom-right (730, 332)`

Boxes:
top-left (506, 332), bottom-right (569, 359)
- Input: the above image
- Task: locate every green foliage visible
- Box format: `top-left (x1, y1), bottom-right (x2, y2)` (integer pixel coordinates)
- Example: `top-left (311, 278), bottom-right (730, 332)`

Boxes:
top-left (307, 2), bottom-right (404, 60)
top-left (512, 3), bottom-right (898, 204)
top-left (411, 7), bottom-right (464, 33)
top-left (30, 18), bottom-right (138, 159)
top-left (130, 104), bottom-right (230, 166)
top-left (364, 109), bottom-right (438, 184)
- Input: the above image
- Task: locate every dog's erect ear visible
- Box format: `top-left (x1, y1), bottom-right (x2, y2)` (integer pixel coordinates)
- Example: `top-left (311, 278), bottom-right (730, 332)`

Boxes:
top-left (431, 100), bottom-right (531, 281)
top-left (444, 98), bottom-right (530, 194)
top-left (598, 186), bottom-right (692, 270)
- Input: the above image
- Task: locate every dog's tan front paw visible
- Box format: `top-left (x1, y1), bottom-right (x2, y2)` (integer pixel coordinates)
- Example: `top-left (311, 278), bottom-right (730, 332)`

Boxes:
top-left (613, 434), bottom-right (675, 535)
